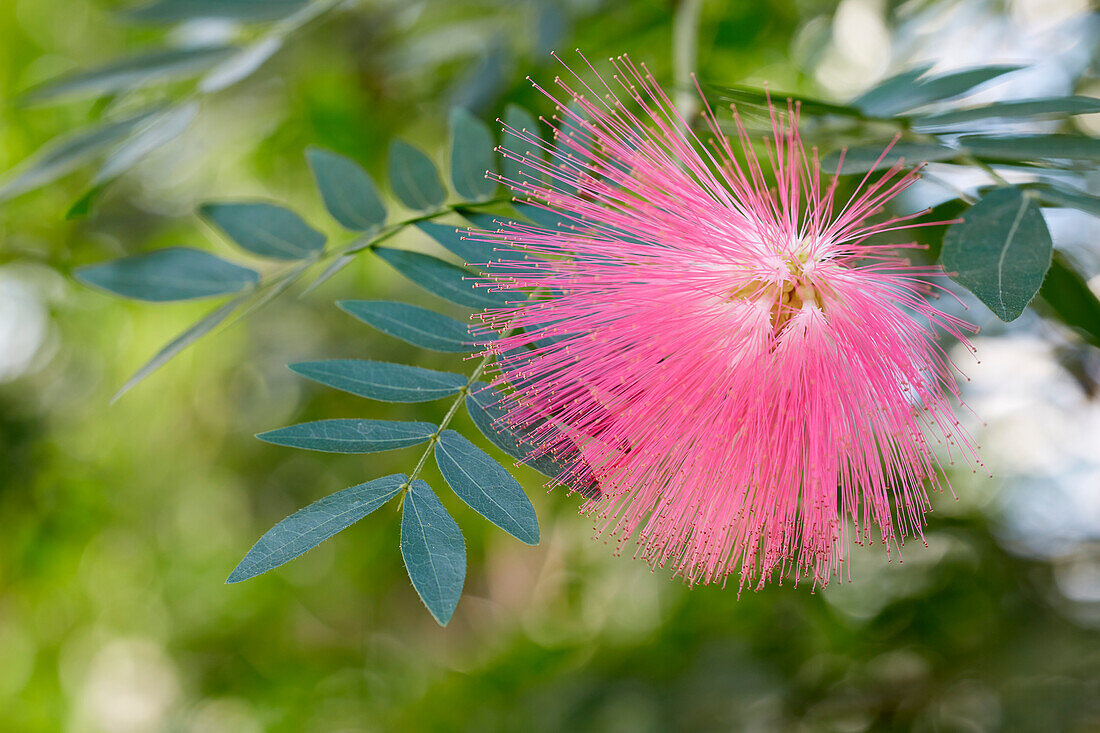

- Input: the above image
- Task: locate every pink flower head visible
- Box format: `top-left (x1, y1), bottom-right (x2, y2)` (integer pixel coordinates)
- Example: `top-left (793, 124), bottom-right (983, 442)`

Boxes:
top-left (468, 53), bottom-right (980, 590)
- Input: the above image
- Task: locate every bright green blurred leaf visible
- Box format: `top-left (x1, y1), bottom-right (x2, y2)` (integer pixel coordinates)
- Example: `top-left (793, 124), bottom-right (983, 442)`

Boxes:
top-left (94, 102), bottom-right (199, 183)
top-left (125, 0), bottom-right (308, 22)
top-left (21, 45), bottom-right (235, 103)
top-left (0, 111), bottom-right (156, 201)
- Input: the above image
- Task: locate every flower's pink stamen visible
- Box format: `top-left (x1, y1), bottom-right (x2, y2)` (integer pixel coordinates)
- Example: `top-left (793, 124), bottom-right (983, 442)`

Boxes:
top-left (466, 53), bottom-right (979, 589)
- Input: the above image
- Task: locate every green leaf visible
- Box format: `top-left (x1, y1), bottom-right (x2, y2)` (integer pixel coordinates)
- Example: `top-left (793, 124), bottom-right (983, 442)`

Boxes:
top-left (1030, 183), bottom-right (1100, 218)
top-left (435, 430), bottom-right (539, 544)
top-left (94, 102), bottom-right (198, 184)
top-left (1037, 254), bottom-right (1100, 347)
top-left (823, 143), bottom-right (957, 175)
top-left (388, 140), bottom-right (446, 212)
top-left (941, 187), bottom-right (1053, 322)
top-left (849, 65), bottom-right (933, 117)
top-left (449, 108), bottom-right (497, 201)
top-left (959, 134), bottom-right (1100, 163)
top-left (400, 480), bottom-right (465, 626)
top-left (502, 105), bottom-right (544, 184)
top-left (553, 100), bottom-right (593, 190)
top-left (75, 247), bottom-right (258, 301)
top-left (912, 96), bottom-right (1100, 127)
top-left (374, 247), bottom-right (515, 308)
top-left (464, 382), bottom-right (567, 480)
top-left (415, 221), bottom-right (495, 267)
top-left (916, 198), bottom-right (969, 262)
top-left (852, 64), bottom-right (1019, 117)
top-left (901, 65), bottom-right (1020, 111)
top-left (710, 84), bottom-right (864, 118)
top-left (21, 45), bottom-right (235, 103)
top-left (227, 474), bottom-right (406, 583)
top-left (513, 202), bottom-right (574, 231)
top-left (112, 295), bottom-right (243, 402)
top-left (125, 0), bottom-right (308, 22)
top-left (338, 300), bottom-right (477, 353)
top-left (198, 36), bottom-right (283, 93)
top-left (306, 147), bottom-right (387, 231)
top-left (289, 359), bottom-right (467, 402)
top-left (0, 111), bottom-right (155, 201)
top-left (257, 419), bottom-right (436, 453)
top-left (201, 202), bottom-right (326, 260)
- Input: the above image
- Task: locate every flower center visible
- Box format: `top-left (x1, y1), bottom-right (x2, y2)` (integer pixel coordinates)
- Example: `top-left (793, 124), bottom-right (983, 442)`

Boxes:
top-left (728, 253), bottom-right (828, 331)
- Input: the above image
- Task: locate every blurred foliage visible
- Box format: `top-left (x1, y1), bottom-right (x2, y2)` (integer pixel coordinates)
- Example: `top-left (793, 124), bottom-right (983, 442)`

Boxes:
top-left (1, 0), bottom-right (1099, 731)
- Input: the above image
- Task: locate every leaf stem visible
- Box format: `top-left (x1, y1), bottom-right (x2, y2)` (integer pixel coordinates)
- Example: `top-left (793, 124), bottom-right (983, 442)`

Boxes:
top-left (398, 353), bottom-right (492, 494)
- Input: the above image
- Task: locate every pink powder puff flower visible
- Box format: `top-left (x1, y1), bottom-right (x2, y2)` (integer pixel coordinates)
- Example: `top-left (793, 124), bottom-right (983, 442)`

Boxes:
top-left (467, 53), bottom-right (981, 590)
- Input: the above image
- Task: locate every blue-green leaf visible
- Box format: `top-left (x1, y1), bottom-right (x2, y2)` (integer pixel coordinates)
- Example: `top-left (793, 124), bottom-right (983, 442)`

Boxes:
top-left (201, 202), bottom-right (326, 260)
top-left (0, 111), bottom-right (156, 201)
top-left (852, 64), bottom-right (1019, 117)
top-left (415, 221), bottom-right (494, 266)
top-left (112, 295), bottom-right (244, 402)
top-left (513, 202), bottom-right (574, 231)
top-left (21, 45), bottom-right (236, 103)
top-left (257, 419), bottom-right (436, 453)
top-left (388, 140), bottom-right (446, 211)
top-left (126, 0), bottom-right (308, 22)
top-left (959, 134), bottom-right (1100, 163)
top-left (941, 187), bottom-right (1052, 322)
top-left (289, 359), bottom-right (467, 402)
top-left (465, 382), bottom-right (564, 479)
top-left (502, 105), bottom-right (543, 185)
top-left (435, 430), bottom-right (538, 544)
top-left (912, 96), bottom-right (1100, 127)
top-left (198, 36), bottom-right (283, 93)
top-left (374, 247), bottom-right (515, 308)
top-left (338, 300), bottom-right (477, 353)
top-left (94, 102), bottom-right (199, 184)
top-left (849, 65), bottom-right (933, 117)
top-left (450, 108), bottom-right (497, 201)
top-left (823, 143), bottom-right (957, 175)
top-left (76, 247), bottom-right (258, 301)
top-left (306, 147), bottom-right (387, 231)
top-left (1038, 254), bottom-right (1100, 347)
top-left (226, 474), bottom-right (406, 583)
top-left (400, 480), bottom-right (465, 626)
top-left (1030, 183), bottom-right (1100, 218)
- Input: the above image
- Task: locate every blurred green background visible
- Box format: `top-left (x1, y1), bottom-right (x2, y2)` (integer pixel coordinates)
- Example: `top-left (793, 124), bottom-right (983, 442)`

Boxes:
top-left (1, 0), bottom-right (1099, 730)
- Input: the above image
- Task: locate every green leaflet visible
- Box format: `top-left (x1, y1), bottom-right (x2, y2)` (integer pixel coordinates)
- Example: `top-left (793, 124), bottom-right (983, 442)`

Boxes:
top-left (227, 474), bottom-right (406, 583)
top-left (941, 187), bottom-right (1052, 322)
